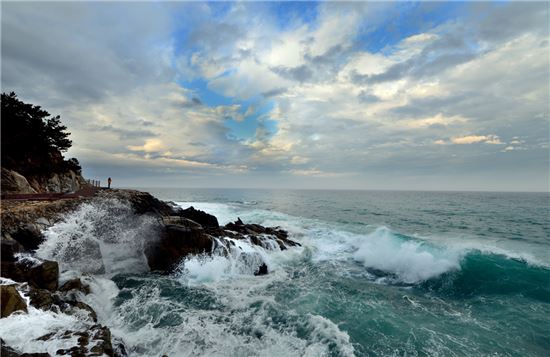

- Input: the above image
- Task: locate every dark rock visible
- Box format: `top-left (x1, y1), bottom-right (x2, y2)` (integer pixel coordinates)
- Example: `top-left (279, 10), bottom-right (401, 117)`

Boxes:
top-left (0, 285), bottom-right (27, 317)
top-left (90, 325), bottom-right (114, 356)
top-left (162, 216), bottom-right (202, 229)
top-left (9, 224), bottom-right (44, 251)
top-left (31, 260), bottom-right (59, 291)
top-left (145, 224), bottom-right (213, 272)
top-left (179, 206), bottom-right (219, 228)
top-left (65, 301), bottom-right (98, 322)
top-left (224, 219), bottom-right (301, 250)
top-left (47, 325), bottom-right (120, 357)
top-left (1, 255), bottom-right (59, 291)
top-left (99, 189), bottom-right (177, 217)
top-left (1, 237), bottom-right (24, 262)
top-left (59, 278), bottom-right (91, 294)
top-left (28, 288), bottom-right (59, 311)
top-left (254, 263), bottom-right (269, 276)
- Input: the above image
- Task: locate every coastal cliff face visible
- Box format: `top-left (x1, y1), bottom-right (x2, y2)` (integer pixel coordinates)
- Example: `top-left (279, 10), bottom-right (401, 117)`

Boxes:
top-left (1, 168), bottom-right (87, 194)
top-left (0, 189), bottom-right (300, 356)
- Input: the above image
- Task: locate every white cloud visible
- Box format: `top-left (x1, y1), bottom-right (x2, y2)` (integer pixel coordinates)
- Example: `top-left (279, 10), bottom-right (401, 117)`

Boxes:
top-left (451, 135), bottom-right (502, 145)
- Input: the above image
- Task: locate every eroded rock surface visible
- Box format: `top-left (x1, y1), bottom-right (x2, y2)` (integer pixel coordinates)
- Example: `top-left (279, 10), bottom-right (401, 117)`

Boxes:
top-left (0, 285), bottom-right (27, 317)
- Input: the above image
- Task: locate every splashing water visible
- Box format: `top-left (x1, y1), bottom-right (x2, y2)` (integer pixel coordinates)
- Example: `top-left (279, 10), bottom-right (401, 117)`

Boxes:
top-left (2, 189), bottom-right (548, 356)
top-left (36, 198), bottom-right (161, 275)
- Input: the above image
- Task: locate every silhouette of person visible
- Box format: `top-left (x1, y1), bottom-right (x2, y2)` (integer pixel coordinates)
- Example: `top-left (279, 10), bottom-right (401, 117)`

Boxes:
top-left (107, 177), bottom-right (112, 189)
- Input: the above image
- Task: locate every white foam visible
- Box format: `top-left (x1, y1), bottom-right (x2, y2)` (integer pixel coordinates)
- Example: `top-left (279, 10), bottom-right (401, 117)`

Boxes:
top-left (352, 227), bottom-right (462, 283)
top-left (176, 202), bottom-right (464, 283)
top-left (0, 301), bottom-right (88, 355)
top-left (175, 236), bottom-right (281, 285)
top-left (36, 198), bottom-right (159, 275)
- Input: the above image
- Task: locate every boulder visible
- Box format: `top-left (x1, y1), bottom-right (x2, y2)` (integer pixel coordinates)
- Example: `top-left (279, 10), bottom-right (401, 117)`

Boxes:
top-left (64, 301), bottom-right (98, 323)
top-left (1, 285), bottom-right (27, 317)
top-left (9, 224), bottom-right (44, 251)
top-left (180, 206), bottom-right (219, 228)
top-left (1, 237), bottom-right (24, 262)
top-left (59, 278), bottom-right (90, 295)
top-left (145, 224), bottom-right (213, 272)
top-left (28, 288), bottom-right (61, 311)
top-left (28, 260), bottom-right (59, 291)
top-left (254, 263), bottom-right (269, 276)
top-left (1, 258), bottom-right (59, 291)
top-left (1, 168), bottom-right (37, 194)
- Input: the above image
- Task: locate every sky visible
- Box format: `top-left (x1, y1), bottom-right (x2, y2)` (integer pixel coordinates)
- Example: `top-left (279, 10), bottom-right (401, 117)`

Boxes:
top-left (2, 1), bottom-right (549, 191)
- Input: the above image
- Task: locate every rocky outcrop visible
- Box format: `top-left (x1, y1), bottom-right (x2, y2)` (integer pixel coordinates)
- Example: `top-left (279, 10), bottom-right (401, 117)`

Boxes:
top-left (224, 217), bottom-right (301, 250)
top-left (2, 258), bottom-right (59, 291)
top-left (1, 167), bottom-right (87, 195)
top-left (0, 187), bottom-right (301, 355)
top-left (26, 170), bottom-right (87, 194)
top-left (0, 285), bottom-right (27, 317)
top-left (146, 219), bottom-right (214, 272)
top-left (59, 278), bottom-right (91, 295)
top-left (38, 324), bottom-right (123, 357)
top-left (1, 168), bottom-right (37, 194)
top-left (179, 206), bottom-right (219, 228)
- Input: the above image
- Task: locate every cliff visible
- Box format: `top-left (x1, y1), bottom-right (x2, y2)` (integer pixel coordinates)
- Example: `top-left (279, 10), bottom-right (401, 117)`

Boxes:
top-left (1, 167), bottom-right (87, 194)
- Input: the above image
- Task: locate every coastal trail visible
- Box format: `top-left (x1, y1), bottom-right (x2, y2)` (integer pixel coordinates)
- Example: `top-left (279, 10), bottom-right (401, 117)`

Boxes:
top-left (1, 186), bottom-right (101, 201)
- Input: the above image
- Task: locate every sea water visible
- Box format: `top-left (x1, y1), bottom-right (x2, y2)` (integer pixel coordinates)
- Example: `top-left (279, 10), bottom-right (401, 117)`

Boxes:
top-left (1, 189), bottom-right (549, 356)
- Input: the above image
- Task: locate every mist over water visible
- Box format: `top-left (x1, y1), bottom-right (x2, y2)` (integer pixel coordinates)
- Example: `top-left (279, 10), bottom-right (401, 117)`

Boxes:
top-left (3, 189), bottom-right (549, 356)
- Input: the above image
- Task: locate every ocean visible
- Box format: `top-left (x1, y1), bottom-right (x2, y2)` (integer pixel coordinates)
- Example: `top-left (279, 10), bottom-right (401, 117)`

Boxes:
top-left (3, 189), bottom-right (549, 356)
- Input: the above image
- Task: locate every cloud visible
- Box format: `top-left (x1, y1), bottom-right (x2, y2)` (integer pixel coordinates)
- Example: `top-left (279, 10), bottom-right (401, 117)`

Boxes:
top-left (451, 135), bottom-right (502, 145)
top-left (2, 2), bottom-right (548, 190)
top-left (128, 139), bottom-right (167, 153)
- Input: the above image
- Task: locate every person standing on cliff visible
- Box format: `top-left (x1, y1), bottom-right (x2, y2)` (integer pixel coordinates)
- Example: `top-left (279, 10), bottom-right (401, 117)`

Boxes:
top-left (107, 177), bottom-right (112, 189)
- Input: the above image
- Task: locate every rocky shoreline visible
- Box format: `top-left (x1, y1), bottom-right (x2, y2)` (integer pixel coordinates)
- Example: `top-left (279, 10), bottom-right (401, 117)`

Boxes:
top-left (1, 189), bottom-right (300, 356)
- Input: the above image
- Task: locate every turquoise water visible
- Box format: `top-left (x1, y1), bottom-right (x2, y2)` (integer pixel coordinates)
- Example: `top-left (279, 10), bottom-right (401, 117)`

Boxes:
top-left (99, 188), bottom-right (545, 356)
top-left (6, 189), bottom-right (547, 356)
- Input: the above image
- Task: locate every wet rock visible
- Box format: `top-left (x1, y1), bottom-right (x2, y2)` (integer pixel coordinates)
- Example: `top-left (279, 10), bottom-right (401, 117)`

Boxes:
top-left (54, 325), bottom-right (118, 357)
top-left (1, 338), bottom-right (51, 356)
top-left (179, 206), bottom-right (219, 228)
top-left (31, 260), bottom-right (58, 291)
top-left (1, 237), bottom-right (24, 262)
top-left (2, 258), bottom-right (58, 291)
top-left (146, 224), bottom-right (213, 272)
top-left (90, 326), bottom-right (114, 356)
top-left (1, 285), bottom-right (27, 317)
top-left (28, 288), bottom-right (60, 311)
top-left (224, 219), bottom-right (301, 249)
top-left (162, 216), bottom-right (202, 229)
top-left (65, 301), bottom-right (98, 323)
top-left (99, 189), bottom-right (176, 217)
top-left (254, 263), bottom-right (269, 276)
top-left (8, 225), bottom-right (44, 251)
top-left (59, 278), bottom-right (90, 295)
